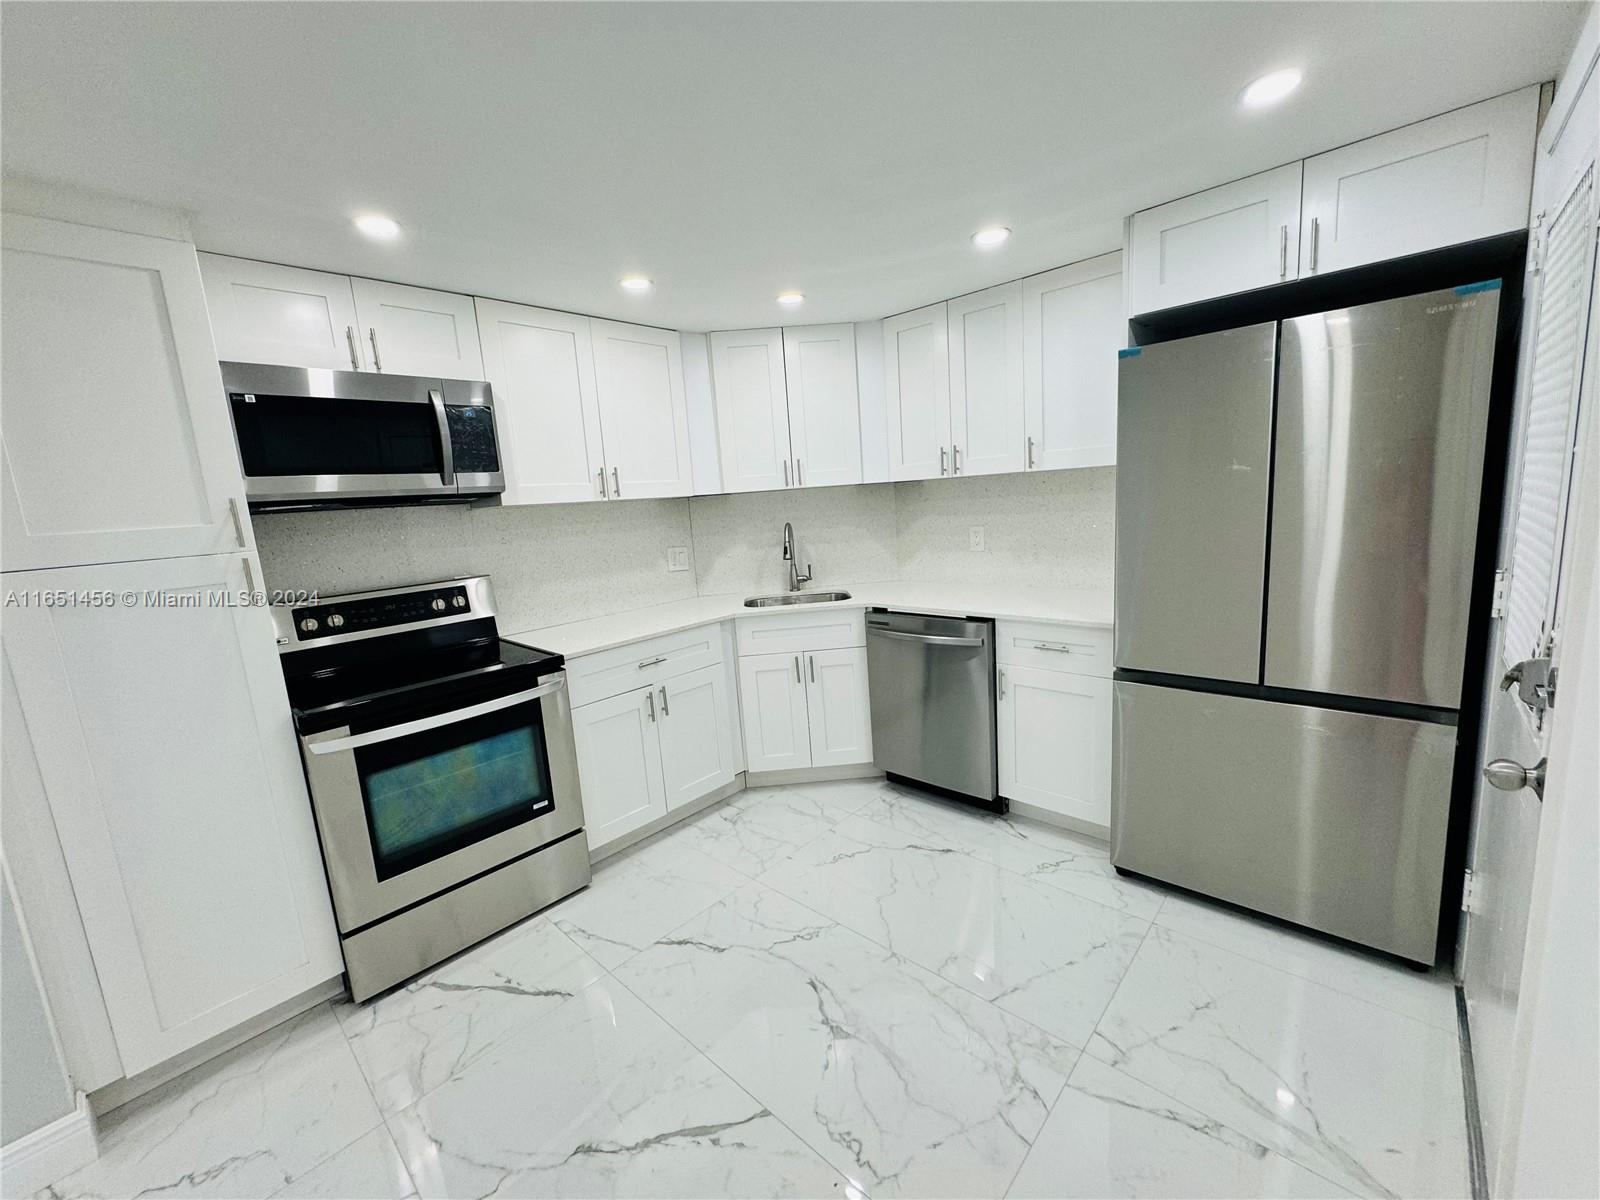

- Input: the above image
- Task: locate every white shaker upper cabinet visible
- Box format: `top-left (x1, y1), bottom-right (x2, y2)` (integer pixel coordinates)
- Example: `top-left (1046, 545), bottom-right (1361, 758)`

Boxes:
top-left (1300, 86), bottom-right (1539, 277)
top-left (709, 328), bottom-right (792, 493)
top-left (198, 253), bottom-right (364, 370)
top-left (475, 299), bottom-right (607, 505)
top-left (783, 323), bottom-right (862, 489)
top-left (4, 218), bottom-right (252, 572)
top-left (351, 277), bottom-right (484, 379)
top-left (3, 554), bottom-right (342, 1075)
top-left (883, 302), bottom-right (951, 480)
top-left (1022, 253), bottom-right (1125, 471)
top-left (947, 282), bottom-right (1024, 476)
top-left (590, 319), bottom-right (694, 499)
top-left (1128, 163), bottom-right (1303, 315)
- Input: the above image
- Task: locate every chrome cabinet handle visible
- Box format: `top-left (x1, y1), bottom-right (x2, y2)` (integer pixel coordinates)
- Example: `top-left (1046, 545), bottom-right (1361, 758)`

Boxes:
top-left (1033, 642), bottom-right (1072, 653)
top-left (659, 685), bottom-right (670, 716)
top-left (808, 654), bottom-right (815, 683)
top-left (794, 655), bottom-right (801, 683)
top-left (345, 325), bottom-right (360, 369)
top-left (783, 460), bottom-right (790, 487)
top-left (646, 689), bottom-right (656, 722)
top-left (637, 655), bottom-right (666, 670)
top-left (368, 327), bottom-right (382, 371)
top-left (307, 675), bottom-right (566, 755)
top-left (998, 668), bottom-right (1006, 700)
top-left (598, 468), bottom-right (609, 499)
top-left (227, 496), bottom-right (247, 548)
top-left (1278, 225), bottom-right (1289, 278)
top-left (940, 447), bottom-right (948, 476)
top-left (1308, 218), bottom-right (1320, 273)
top-left (242, 555), bottom-right (258, 595)
top-left (953, 445), bottom-right (961, 475)
top-left (1026, 436), bottom-right (1035, 469)
top-left (796, 459), bottom-right (804, 486)
top-left (612, 467), bottom-right (622, 498)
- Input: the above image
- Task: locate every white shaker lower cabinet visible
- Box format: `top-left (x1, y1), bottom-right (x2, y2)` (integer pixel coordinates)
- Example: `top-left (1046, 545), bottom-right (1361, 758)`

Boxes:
top-left (737, 653), bottom-right (813, 772)
top-left (802, 647), bottom-right (874, 767)
top-left (883, 302), bottom-right (951, 480)
top-left (1299, 86), bottom-right (1539, 277)
top-left (1022, 253), bottom-right (1125, 470)
top-left (198, 253), bottom-right (365, 370)
top-left (736, 610), bottom-right (873, 774)
top-left (947, 282), bottom-right (1024, 476)
top-left (1, 554), bottom-right (342, 1075)
top-left (590, 319), bottom-right (694, 499)
top-left (571, 686), bottom-right (669, 846)
top-left (4, 218), bottom-right (253, 572)
top-left (1127, 163), bottom-right (1303, 315)
top-left (655, 663), bottom-right (740, 809)
top-left (350, 277), bottom-right (484, 380)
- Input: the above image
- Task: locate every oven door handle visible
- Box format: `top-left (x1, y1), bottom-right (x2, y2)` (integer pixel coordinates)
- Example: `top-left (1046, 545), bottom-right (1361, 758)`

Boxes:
top-left (305, 674), bottom-right (565, 755)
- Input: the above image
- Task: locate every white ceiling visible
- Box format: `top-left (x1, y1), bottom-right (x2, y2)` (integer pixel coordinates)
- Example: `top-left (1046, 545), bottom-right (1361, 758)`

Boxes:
top-left (1, 2), bottom-right (1587, 331)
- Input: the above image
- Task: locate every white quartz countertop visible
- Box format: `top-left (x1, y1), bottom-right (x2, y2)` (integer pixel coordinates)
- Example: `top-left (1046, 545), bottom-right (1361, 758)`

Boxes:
top-left (507, 581), bottom-right (1113, 658)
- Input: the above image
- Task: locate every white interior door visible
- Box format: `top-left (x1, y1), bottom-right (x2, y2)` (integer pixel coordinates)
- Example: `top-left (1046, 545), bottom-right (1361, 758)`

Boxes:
top-left (1023, 253), bottom-right (1125, 471)
top-left (947, 282), bottom-right (1024, 476)
top-left (998, 664), bottom-right (1112, 828)
top-left (571, 687), bottom-right (667, 848)
top-left (783, 324), bottom-right (862, 488)
top-left (656, 663), bottom-right (739, 809)
top-left (1, 553), bottom-right (342, 1074)
top-left (351, 277), bottom-right (484, 379)
top-left (737, 652), bottom-right (812, 772)
top-left (3, 216), bottom-right (252, 572)
top-left (198, 253), bottom-right (363, 370)
top-left (475, 299), bottom-right (607, 504)
top-left (1127, 163), bottom-right (1303, 314)
top-left (882, 302), bottom-right (951, 480)
top-left (709, 328), bottom-right (792, 492)
top-left (590, 319), bottom-right (693, 498)
top-left (803, 647), bottom-right (873, 767)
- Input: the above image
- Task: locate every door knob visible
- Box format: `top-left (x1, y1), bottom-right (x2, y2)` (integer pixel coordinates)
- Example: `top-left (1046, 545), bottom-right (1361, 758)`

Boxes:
top-left (1482, 757), bottom-right (1547, 800)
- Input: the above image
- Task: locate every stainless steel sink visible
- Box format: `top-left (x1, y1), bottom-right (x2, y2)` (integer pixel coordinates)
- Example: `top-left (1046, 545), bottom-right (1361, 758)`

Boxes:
top-left (743, 590), bottom-right (852, 608)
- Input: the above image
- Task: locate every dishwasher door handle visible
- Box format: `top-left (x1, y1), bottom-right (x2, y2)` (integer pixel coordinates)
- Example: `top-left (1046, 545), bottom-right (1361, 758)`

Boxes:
top-left (867, 627), bottom-right (986, 647)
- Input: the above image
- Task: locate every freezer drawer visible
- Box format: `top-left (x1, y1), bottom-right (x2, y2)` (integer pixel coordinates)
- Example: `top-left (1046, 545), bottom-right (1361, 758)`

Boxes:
top-left (1111, 681), bottom-right (1456, 962)
top-left (1115, 323), bottom-right (1276, 683)
top-left (1267, 285), bottom-right (1498, 707)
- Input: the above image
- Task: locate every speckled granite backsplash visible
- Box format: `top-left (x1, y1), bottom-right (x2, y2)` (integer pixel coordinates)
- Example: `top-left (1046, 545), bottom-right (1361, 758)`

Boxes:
top-left (254, 469), bottom-right (1114, 629)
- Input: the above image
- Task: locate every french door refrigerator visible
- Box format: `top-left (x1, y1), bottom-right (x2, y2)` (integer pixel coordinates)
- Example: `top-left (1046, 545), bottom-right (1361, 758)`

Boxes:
top-left (1111, 283), bottom-right (1500, 963)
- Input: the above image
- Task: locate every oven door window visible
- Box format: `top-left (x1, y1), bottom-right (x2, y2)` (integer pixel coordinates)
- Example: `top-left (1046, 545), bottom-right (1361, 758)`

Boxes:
top-left (354, 699), bottom-right (555, 881)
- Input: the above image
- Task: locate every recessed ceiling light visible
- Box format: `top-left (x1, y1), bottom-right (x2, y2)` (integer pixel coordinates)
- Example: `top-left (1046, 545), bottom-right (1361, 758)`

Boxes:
top-left (353, 213), bottom-right (400, 241)
top-left (1241, 68), bottom-right (1302, 109)
top-left (619, 275), bottom-right (653, 293)
top-left (776, 291), bottom-right (805, 306)
top-left (972, 226), bottom-right (1011, 249)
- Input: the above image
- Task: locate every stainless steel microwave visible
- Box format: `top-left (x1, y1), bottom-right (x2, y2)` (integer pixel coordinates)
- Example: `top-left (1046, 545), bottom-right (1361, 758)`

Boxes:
top-left (220, 362), bottom-right (505, 512)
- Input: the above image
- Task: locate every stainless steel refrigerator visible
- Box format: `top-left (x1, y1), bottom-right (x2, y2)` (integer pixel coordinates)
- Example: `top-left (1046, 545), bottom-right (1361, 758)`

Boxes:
top-left (1111, 283), bottom-right (1500, 963)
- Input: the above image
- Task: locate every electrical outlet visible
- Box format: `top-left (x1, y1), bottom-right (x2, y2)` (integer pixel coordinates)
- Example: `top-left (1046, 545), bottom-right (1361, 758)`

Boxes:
top-left (666, 546), bottom-right (691, 572)
top-left (969, 526), bottom-right (985, 552)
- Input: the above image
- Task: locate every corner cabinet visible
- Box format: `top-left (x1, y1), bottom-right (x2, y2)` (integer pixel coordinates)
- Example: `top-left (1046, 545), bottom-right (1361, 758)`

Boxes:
top-left (735, 610), bottom-right (872, 773)
top-left (590, 319), bottom-right (694, 499)
top-left (782, 324), bottom-right (862, 488)
top-left (1022, 253), bottom-right (1125, 470)
top-left (883, 302), bottom-right (952, 480)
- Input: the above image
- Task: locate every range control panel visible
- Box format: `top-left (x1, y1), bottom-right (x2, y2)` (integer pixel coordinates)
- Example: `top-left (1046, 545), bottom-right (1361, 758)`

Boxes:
top-left (290, 584), bottom-right (470, 640)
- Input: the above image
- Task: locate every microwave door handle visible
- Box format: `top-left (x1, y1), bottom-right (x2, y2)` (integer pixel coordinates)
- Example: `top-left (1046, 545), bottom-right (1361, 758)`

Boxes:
top-left (305, 674), bottom-right (566, 755)
top-left (429, 389), bottom-right (455, 486)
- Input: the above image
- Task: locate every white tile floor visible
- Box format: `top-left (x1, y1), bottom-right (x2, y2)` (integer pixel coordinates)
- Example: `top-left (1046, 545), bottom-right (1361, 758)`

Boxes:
top-left (40, 779), bottom-right (1468, 1200)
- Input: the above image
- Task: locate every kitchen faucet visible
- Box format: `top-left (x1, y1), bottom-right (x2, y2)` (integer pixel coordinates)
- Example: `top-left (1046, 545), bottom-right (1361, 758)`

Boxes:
top-left (782, 522), bottom-right (813, 592)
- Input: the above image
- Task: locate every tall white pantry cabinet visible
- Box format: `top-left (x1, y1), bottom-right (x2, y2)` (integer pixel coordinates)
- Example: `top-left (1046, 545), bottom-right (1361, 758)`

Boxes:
top-left (1, 213), bottom-right (341, 1086)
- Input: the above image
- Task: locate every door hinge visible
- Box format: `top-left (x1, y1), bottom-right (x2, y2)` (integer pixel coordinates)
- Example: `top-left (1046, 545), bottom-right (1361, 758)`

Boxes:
top-left (1462, 869), bottom-right (1485, 915)
top-left (1491, 568), bottom-right (1510, 619)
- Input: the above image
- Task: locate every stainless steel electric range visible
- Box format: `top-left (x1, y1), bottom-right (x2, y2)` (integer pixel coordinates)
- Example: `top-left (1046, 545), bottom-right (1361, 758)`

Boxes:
top-left (274, 576), bottom-right (590, 1001)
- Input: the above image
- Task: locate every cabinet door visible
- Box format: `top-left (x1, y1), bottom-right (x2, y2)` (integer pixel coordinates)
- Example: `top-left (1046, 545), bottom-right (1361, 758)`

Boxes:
top-left (351, 277), bottom-right (484, 379)
top-left (1128, 163), bottom-right (1303, 314)
top-left (1023, 253), bottom-right (1125, 471)
top-left (475, 299), bottom-right (607, 505)
top-left (736, 652), bottom-right (812, 773)
top-left (198, 253), bottom-right (364, 370)
top-left (803, 647), bottom-right (873, 767)
top-left (656, 663), bottom-right (739, 810)
top-left (882, 302), bottom-right (951, 480)
top-left (947, 282), bottom-right (1024, 476)
top-left (783, 324), bottom-right (862, 488)
top-left (3, 217), bottom-right (252, 572)
top-left (998, 664), bottom-right (1112, 829)
top-left (1300, 86), bottom-right (1538, 276)
top-left (590, 319), bottom-right (693, 498)
top-left (709, 328), bottom-right (792, 493)
top-left (1, 554), bottom-right (342, 1074)
top-left (571, 687), bottom-right (667, 848)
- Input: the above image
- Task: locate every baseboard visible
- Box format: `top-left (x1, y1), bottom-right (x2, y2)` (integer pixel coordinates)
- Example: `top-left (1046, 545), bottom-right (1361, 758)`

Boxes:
top-left (589, 774), bottom-right (747, 864)
top-left (1006, 799), bottom-right (1110, 842)
top-left (745, 764), bottom-right (884, 787)
top-left (1, 1091), bottom-right (97, 1197)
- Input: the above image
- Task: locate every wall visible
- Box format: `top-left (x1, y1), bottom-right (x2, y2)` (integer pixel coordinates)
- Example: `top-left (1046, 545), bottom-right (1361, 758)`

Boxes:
top-left (688, 484), bottom-right (898, 596)
top-left (1, 863), bottom-right (74, 1145)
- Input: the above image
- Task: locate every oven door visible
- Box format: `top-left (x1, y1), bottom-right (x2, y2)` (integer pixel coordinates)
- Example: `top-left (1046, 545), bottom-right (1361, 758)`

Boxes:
top-left (299, 671), bottom-right (584, 933)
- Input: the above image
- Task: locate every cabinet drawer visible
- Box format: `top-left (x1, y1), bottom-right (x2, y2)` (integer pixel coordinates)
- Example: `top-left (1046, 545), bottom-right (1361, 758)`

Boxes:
top-left (736, 608), bottom-right (865, 656)
top-left (995, 620), bottom-right (1112, 676)
top-left (566, 623), bottom-right (726, 708)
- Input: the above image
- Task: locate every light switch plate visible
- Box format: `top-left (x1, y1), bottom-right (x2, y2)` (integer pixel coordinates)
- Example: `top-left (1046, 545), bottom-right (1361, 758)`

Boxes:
top-left (969, 526), bottom-right (986, 552)
top-left (666, 546), bottom-right (691, 572)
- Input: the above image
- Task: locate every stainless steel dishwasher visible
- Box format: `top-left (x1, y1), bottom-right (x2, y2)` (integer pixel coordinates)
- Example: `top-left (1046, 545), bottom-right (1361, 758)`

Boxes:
top-left (866, 611), bottom-right (1000, 810)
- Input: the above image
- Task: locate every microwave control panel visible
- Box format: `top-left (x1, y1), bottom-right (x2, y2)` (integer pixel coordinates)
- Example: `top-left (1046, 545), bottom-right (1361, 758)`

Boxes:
top-left (446, 405), bottom-right (501, 474)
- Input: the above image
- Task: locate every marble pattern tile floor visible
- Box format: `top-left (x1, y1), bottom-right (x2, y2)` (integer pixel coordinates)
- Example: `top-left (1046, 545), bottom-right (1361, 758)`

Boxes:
top-left (40, 779), bottom-right (1468, 1200)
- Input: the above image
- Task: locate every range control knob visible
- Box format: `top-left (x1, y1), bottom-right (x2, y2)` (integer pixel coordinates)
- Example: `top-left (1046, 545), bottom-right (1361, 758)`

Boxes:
top-left (451, 594), bottom-right (468, 609)
top-left (431, 598), bottom-right (447, 612)
top-left (299, 617), bottom-right (319, 633)
top-left (326, 614), bottom-right (345, 628)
